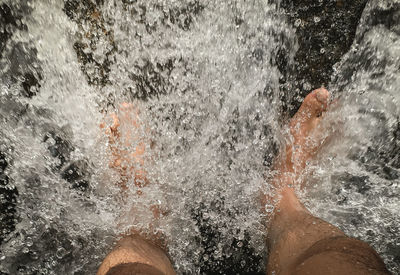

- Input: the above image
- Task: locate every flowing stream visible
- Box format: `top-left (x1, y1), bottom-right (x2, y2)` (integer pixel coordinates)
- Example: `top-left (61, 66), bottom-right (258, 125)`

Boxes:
top-left (0, 0), bottom-right (399, 274)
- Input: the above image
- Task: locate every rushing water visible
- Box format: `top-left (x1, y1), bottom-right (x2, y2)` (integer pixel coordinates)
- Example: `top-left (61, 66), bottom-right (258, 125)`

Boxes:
top-left (0, 0), bottom-right (399, 274)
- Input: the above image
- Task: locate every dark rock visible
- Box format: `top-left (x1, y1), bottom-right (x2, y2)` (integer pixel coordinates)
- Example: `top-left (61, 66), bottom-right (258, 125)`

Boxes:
top-left (351, 121), bottom-right (400, 182)
top-left (5, 226), bottom-right (77, 275)
top-left (61, 160), bottom-right (90, 192)
top-left (129, 58), bottom-right (176, 100)
top-left (382, 165), bottom-right (400, 181)
top-left (63, 0), bottom-right (116, 87)
top-left (280, 0), bottom-right (368, 116)
top-left (0, 152), bottom-right (19, 246)
top-left (333, 172), bottom-right (371, 194)
top-left (63, 0), bottom-right (205, 107)
top-left (0, 2), bottom-right (41, 99)
top-left (21, 72), bottom-right (41, 98)
top-left (361, 2), bottom-right (400, 36)
top-left (0, 3), bottom-right (20, 58)
top-left (43, 131), bottom-right (74, 169)
top-left (191, 201), bottom-right (265, 274)
top-left (164, 1), bottom-right (204, 31)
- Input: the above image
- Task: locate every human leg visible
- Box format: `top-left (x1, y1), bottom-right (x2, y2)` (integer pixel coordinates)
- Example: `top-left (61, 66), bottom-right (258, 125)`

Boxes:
top-left (98, 103), bottom-right (175, 275)
top-left (97, 235), bottom-right (175, 275)
top-left (264, 89), bottom-right (389, 274)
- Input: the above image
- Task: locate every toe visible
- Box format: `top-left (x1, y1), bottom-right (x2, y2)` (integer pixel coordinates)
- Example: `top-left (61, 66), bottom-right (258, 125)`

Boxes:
top-left (301, 88), bottom-right (330, 117)
top-left (110, 113), bottom-right (120, 132)
top-left (314, 88), bottom-right (329, 110)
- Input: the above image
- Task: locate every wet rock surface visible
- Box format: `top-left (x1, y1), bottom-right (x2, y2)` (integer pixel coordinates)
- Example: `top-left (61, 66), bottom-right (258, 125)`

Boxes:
top-left (63, 0), bottom-right (116, 87)
top-left (0, 3), bottom-right (42, 100)
top-left (332, 0), bottom-right (400, 182)
top-left (0, 3), bottom-right (27, 58)
top-left (0, 152), bottom-right (18, 247)
top-left (0, 0), bottom-right (91, 245)
top-left (279, 0), bottom-right (368, 115)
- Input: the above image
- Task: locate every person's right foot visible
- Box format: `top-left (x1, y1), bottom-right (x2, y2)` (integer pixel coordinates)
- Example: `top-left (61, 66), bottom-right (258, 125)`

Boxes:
top-left (275, 88), bottom-right (330, 187)
top-left (263, 87), bottom-right (331, 244)
top-left (262, 88), bottom-right (330, 217)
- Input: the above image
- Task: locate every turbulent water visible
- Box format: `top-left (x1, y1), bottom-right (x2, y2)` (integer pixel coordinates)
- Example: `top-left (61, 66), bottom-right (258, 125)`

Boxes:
top-left (0, 0), bottom-right (399, 274)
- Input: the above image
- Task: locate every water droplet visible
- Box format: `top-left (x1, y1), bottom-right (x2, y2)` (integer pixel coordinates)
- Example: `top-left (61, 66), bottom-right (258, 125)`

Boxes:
top-left (320, 48), bottom-right (325, 54)
top-left (303, 82), bottom-right (312, 91)
top-left (26, 237), bottom-right (33, 247)
top-left (56, 247), bottom-right (67, 259)
top-left (294, 19), bottom-right (301, 27)
top-left (314, 16), bottom-right (321, 23)
top-left (265, 205), bottom-right (274, 213)
top-left (31, 251), bottom-right (39, 260)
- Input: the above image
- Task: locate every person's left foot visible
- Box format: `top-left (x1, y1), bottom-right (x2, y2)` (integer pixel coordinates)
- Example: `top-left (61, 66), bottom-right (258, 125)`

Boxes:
top-left (101, 102), bottom-right (148, 191)
top-left (102, 102), bottom-right (169, 230)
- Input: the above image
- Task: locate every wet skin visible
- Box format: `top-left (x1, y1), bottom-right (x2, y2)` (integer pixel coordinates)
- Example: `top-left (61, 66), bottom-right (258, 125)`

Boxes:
top-left (98, 89), bottom-right (389, 275)
top-left (265, 88), bottom-right (389, 274)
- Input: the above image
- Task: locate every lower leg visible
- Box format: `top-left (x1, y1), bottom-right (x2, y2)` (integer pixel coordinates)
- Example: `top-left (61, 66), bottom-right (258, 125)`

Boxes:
top-left (264, 89), bottom-right (389, 274)
top-left (267, 188), bottom-right (388, 275)
top-left (97, 235), bottom-right (175, 275)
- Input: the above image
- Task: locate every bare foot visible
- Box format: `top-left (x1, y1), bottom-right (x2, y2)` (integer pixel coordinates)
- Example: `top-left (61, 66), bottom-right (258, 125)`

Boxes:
top-left (272, 88), bottom-right (330, 190)
top-left (262, 88), bottom-right (332, 266)
top-left (261, 88), bottom-right (330, 220)
top-left (100, 102), bottom-right (149, 192)
top-left (100, 103), bottom-right (166, 241)
top-left (263, 89), bottom-right (388, 275)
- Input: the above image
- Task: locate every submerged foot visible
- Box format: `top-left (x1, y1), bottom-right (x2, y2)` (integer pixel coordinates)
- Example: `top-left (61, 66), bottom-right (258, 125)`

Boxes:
top-left (98, 106), bottom-right (174, 275)
top-left (101, 103), bottom-right (167, 242)
top-left (101, 102), bottom-right (148, 191)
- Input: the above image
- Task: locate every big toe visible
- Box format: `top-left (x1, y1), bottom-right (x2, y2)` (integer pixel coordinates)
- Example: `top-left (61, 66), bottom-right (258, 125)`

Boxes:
top-left (301, 88), bottom-right (330, 117)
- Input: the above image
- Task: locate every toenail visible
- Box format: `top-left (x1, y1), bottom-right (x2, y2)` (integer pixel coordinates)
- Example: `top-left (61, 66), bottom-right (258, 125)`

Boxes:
top-left (315, 90), bottom-right (328, 104)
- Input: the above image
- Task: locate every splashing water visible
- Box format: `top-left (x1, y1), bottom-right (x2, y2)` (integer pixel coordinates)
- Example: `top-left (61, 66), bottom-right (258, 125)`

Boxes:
top-left (303, 1), bottom-right (400, 272)
top-left (0, 0), bottom-right (399, 274)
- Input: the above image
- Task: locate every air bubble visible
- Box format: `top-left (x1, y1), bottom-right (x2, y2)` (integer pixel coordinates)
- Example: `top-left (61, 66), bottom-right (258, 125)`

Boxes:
top-left (303, 82), bottom-right (312, 91)
top-left (31, 252), bottom-right (39, 260)
top-left (26, 237), bottom-right (33, 247)
top-left (56, 248), bottom-right (67, 259)
top-left (265, 205), bottom-right (274, 213)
